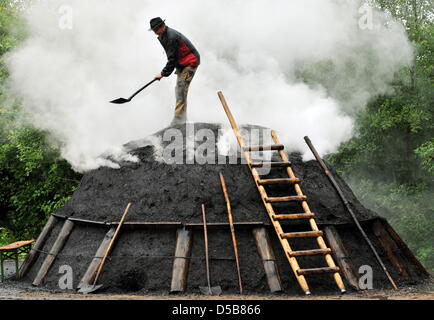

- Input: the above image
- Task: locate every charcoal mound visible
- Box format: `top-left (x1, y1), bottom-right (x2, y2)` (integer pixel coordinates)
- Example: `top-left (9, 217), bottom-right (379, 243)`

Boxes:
top-left (22, 123), bottom-right (428, 295)
top-left (56, 122), bottom-right (378, 225)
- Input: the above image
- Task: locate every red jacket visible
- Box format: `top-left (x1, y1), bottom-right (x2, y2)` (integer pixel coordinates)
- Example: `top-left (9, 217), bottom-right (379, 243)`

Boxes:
top-left (158, 27), bottom-right (200, 77)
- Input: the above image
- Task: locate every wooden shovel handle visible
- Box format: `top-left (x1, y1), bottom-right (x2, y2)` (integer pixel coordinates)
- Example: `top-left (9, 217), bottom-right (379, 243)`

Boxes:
top-left (92, 203), bottom-right (132, 285)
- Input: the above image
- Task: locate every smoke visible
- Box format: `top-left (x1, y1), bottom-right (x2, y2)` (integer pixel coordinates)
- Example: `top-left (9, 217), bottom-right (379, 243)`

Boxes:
top-left (5, 0), bottom-right (413, 171)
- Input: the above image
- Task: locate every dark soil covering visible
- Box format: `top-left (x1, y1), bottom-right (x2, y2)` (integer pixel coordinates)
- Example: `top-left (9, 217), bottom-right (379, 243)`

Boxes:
top-left (22, 123), bottom-right (427, 295)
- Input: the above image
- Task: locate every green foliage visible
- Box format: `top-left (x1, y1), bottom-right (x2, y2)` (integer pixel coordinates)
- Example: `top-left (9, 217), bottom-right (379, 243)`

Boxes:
top-left (0, 126), bottom-right (81, 239)
top-left (0, 1), bottom-right (81, 243)
top-left (415, 139), bottom-right (434, 173)
top-left (329, 1), bottom-right (434, 271)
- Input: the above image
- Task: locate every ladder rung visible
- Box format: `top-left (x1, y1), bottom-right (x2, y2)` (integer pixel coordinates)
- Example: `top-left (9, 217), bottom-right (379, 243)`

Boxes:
top-left (281, 231), bottom-right (323, 239)
top-left (251, 161), bottom-right (291, 168)
top-left (244, 144), bottom-right (284, 152)
top-left (258, 178), bottom-right (300, 185)
top-left (266, 195), bottom-right (307, 203)
top-left (289, 248), bottom-right (332, 257)
top-left (273, 213), bottom-right (315, 221)
top-left (297, 266), bottom-right (340, 276)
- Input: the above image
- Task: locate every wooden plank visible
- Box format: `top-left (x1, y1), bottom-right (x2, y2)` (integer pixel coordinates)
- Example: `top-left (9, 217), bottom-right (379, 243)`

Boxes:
top-left (281, 231), bottom-right (323, 239)
top-left (324, 226), bottom-right (360, 290)
top-left (32, 220), bottom-right (75, 286)
top-left (20, 216), bottom-right (59, 278)
top-left (77, 227), bottom-right (116, 289)
top-left (0, 240), bottom-right (34, 252)
top-left (289, 248), bottom-right (331, 257)
top-left (273, 213), bottom-right (315, 221)
top-left (251, 162), bottom-right (292, 168)
top-left (383, 220), bottom-right (429, 277)
top-left (266, 195), bottom-right (307, 203)
top-left (252, 228), bottom-right (283, 293)
top-left (258, 178), bottom-right (300, 185)
top-left (170, 228), bottom-right (193, 293)
top-left (243, 144), bottom-right (284, 152)
top-left (372, 220), bottom-right (412, 280)
top-left (297, 266), bottom-right (340, 276)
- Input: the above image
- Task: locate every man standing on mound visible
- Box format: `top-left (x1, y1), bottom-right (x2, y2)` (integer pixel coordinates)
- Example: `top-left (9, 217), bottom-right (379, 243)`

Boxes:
top-left (150, 17), bottom-right (200, 126)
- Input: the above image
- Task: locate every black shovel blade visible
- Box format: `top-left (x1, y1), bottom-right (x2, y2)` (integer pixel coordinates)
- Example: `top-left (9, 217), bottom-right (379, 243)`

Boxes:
top-left (110, 98), bottom-right (131, 104)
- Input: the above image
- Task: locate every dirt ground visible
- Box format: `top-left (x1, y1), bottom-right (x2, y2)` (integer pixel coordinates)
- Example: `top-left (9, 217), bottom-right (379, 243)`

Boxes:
top-left (1, 275), bottom-right (432, 300)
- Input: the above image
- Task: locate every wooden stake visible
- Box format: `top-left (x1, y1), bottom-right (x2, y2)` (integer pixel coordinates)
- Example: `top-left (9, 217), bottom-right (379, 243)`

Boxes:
top-left (252, 227), bottom-right (283, 293)
top-left (170, 228), bottom-right (193, 293)
top-left (372, 220), bottom-right (412, 280)
top-left (20, 215), bottom-right (58, 278)
top-left (324, 226), bottom-right (360, 290)
top-left (32, 220), bottom-right (75, 286)
top-left (219, 172), bottom-right (243, 294)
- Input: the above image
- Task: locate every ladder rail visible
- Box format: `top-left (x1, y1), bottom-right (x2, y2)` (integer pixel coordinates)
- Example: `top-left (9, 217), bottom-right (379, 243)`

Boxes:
top-left (218, 91), bottom-right (311, 294)
top-left (271, 130), bottom-right (346, 292)
top-left (217, 91), bottom-right (346, 294)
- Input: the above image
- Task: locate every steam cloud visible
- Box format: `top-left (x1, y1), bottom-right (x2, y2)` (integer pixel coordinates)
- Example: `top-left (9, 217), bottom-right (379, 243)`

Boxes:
top-left (5, 0), bottom-right (413, 172)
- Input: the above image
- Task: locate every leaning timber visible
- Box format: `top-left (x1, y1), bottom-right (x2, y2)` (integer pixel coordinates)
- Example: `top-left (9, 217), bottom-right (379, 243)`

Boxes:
top-left (20, 215), bottom-right (58, 278)
top-left (324, 226), bottom-right (360, 290)
top-left (372, 220), bottom-right (412, 280)
top-left (32, 219), bottom-right (75, 286)
top-left (252, 227), bottom-right (283, 293)
top-left (77, 227), bottom-right (116, 289)
top-left (170, 228), bottom-right (193, 293)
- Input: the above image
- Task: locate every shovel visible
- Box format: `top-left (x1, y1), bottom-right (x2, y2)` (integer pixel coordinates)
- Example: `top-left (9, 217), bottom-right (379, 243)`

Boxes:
top-left (78, 203), bottom-right (132, 294)
top-left (199, 204), bottom-right (222, 296)
top-left (110, 78), bottom-right (160, 104)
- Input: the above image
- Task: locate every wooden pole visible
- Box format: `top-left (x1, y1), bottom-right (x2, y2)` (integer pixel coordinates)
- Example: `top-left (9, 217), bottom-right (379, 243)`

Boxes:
top-left (304, 136), bottom-right (398, 290)
top-left (219, 172), bottom-right (243, 294)
top-left (91, 203), bottom-right (132, 286)
top-left (372, 220), bottom-right (412, 280)
top-left (252, 227), bottom-right (283, 293)
top-left (170, 228), bottom-right (193, 293)
top-left (20, 215), bottom-right (58, 278)
top-left (324, 226), bottom-right (360, 290)
top-left (201, 204), bottom-right (212, 295)
top-left (32, 219), bottom-right (75, 286)
top-left (77, 227), bottom-right (116, 289)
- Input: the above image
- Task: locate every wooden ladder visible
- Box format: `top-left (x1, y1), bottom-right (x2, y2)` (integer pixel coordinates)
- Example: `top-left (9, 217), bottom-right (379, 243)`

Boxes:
top-left (218, 92), bottom-right (346, 295)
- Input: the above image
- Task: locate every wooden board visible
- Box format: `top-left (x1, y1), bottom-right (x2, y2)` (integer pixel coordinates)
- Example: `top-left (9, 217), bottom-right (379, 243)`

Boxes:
top-left (170, 228), bottom-right (193, 293)
top-left (32, 220), bottom-right (75, 286)
top-left (0, 240), bottom-right (34, 253)
top-left (373, 220), bottom-right (412, 280)
top-left (252, 227), bottom-right (283, 293)
top-left (324, 226), bottom-right (360, 290)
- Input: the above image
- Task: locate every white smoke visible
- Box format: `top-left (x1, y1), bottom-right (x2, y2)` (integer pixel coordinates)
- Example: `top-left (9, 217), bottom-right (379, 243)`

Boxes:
top-left (5, 0), bottom-right (413, 171)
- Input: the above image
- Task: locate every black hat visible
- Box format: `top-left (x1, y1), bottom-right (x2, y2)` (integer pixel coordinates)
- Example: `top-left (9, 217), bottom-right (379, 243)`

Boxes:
top-left (149, 17), bottom-right (166, 31)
